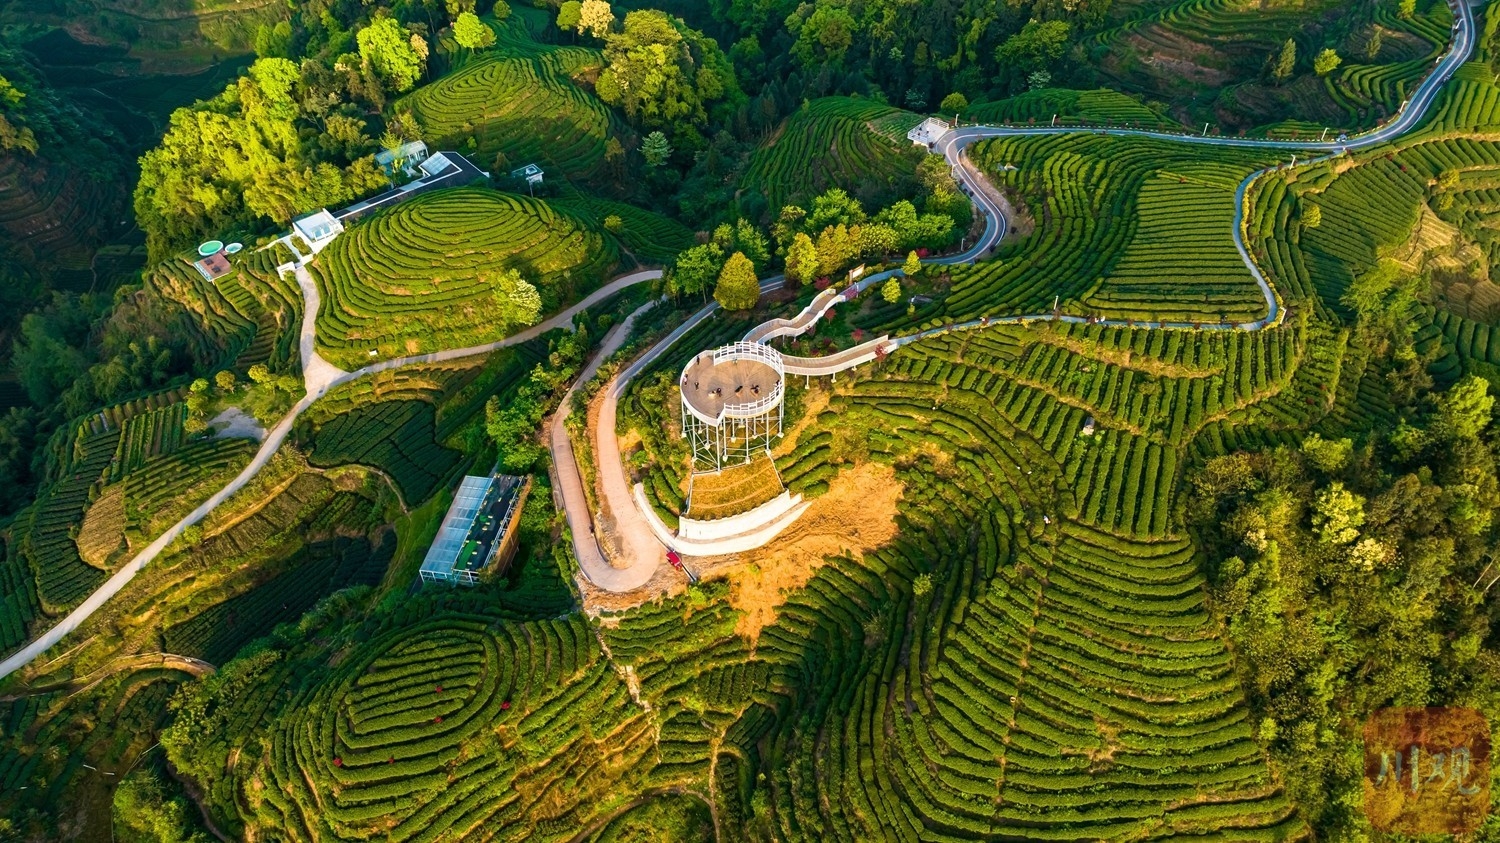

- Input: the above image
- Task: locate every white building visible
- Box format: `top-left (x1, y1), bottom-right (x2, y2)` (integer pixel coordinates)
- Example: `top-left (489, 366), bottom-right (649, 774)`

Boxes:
top-left (291, 209), bottom-right (344, 255)
top-left (510, 163), bottom-right (544, 186)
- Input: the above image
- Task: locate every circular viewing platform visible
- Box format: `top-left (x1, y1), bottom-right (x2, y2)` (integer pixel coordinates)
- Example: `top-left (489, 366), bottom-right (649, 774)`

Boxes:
top-left (680, 343), bottom-right (785, 426)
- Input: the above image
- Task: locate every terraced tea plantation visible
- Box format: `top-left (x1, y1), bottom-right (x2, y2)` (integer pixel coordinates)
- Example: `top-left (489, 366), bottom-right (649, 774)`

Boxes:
top-left (967, 88), bottom-right (1172, 127)
top-left (6, 2), bottom-right (1500, 840)
top-left (1088, 0), bottom-right (1454, 130)
top-left (402, 15), bottom-right (621, 184)
top-left (601, 316), bottom-right (1331, 839)
top-left (741, 97), bottom-right (926, 215)
top-left (170, 613), bottom-right (660, 841)
top-left (310, 187), bottom-right (618, 367)
top-left (927, 133), bottom-right (1275, 325)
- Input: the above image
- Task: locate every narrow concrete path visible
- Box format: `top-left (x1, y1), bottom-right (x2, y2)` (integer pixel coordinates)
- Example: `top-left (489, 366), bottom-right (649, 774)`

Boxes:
top-left (335, 269), bottom-right (665, 386)
top-left (292, 264), bottom-right (349, 396)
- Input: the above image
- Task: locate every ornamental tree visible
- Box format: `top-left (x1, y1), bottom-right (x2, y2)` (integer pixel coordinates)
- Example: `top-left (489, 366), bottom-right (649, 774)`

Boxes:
top-left (715, 251), bottom-right (760, 311)
top-left (1313, 48), bottom-right (1341, 76)
top-left (784, 232), bottom-right (818, 286)
top-left (939, 92), bottom-right (969, 115)
top-left (578, 0), bottom-right (615, 38)
top-left (903, 250), bottom-right (922, 278)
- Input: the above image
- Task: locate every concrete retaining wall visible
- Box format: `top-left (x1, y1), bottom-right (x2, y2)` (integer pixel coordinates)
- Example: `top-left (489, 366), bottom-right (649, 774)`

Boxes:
top-left (633, 484), bottom-right (811, 556)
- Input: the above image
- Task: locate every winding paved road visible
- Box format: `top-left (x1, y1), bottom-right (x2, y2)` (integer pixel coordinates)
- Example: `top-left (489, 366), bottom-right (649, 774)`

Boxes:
top-left (551, 300), bottom-right (667, 592)
top-left (0, 1), bottom-right (1479, 678)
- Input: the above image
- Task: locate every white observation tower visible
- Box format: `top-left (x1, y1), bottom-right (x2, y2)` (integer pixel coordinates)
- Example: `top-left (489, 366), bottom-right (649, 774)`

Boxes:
top-left (680, 342), bottom-right (785, 472)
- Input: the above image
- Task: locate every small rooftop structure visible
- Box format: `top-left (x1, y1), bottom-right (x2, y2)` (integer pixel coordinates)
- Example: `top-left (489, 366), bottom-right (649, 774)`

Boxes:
top-left (333, 151), bottom-right (487, 225)
top-left (292, 209), bottom-right (344, 249)
top-left (419, 474), bottom-right (531, 586)
top-left (375, 140), bottom-right (430, 176)
top-left (419, 151), bottom-right (457, 178)
top-left (1081, 415), bottom-right (1097, 436)
top-left (510, 163), bottom-right (544, 185)
top-left (193, 251), bottom-right (232, 282)
top-left (908, 117), bottom-right (952, 147)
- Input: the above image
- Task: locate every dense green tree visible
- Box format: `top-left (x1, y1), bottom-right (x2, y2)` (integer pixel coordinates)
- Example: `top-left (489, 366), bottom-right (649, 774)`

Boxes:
top-left (594, 10), bottom-right (740, 132)
top-left (557, 1), bottom-right (582, 32)
top-left (667, 243), bottom-right (725, 300)
top-left (641, 130), bottom-right (672, 166)
top-left (995, 21), bottom-right (1070, 74)
top-left (1312, 482), bottom-right (1365, 544)
top-left (874, 200), bottom-right (957, 250)
top-left (807, 188), bottom-right (865, 230)
top-left (787, 6), bottom-right (857, 67)
top-left (320, 114), bottom-right (375, 162)
top-left (254, 21), bottom-right (294, 59)
top-left (715, 251), bottom-right (760, 310)
top-left (490, 268), bottom-right (542, 327)
top-left (484, 331), bottom-right (589, 472)
top-left (13, 310), bottom-right (87, 406)
top-left (112, 769), bottom-right (210, 843)
top-left (939, 92), bottom-right (968, 115)
top-left (357, 17), bottom-right (425, 92)
top-left (1341, 259), bottom-right (1420, 344)
top-left (135, 58), bottom-right (386, 258)
top-left (1435, 375), bottom-right (1494, 441)
top-left (1300, 433), bottom-right (1351, 474)
top-left (493, 0), bottom-right (511, 20)
top-left (453, 12), bottom-right (496, 51)
top-left (247, 364), bottom-right (273, 385)
top-left (712, 219), bottom-right (771, 270)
